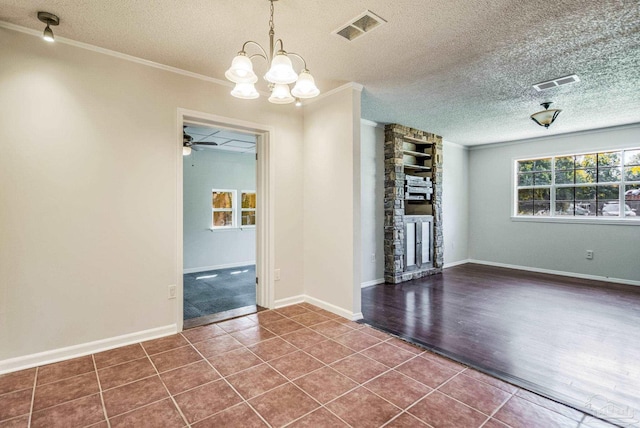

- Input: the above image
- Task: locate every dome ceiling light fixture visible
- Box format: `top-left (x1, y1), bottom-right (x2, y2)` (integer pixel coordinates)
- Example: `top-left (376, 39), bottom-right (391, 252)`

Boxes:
top-left (37, 11), bottom-right (59, 43)
top-left (225, 0), bottom-right (320, 105)
top-left (530, 102), bottom-right (562, 129)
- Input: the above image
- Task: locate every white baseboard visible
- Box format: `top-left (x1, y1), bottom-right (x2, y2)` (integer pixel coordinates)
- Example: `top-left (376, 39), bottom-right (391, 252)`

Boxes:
top-left (183, 261), bottom-right (255, 274)
top-left (303, 295), bottom-right (358, 320)
top-left (0, 324), bottom-right (177, 375)
top-left (361, 278), bottom-right (385, 288)
top-left (468, 259), bottom-right (640, 287)
top-left (443, 259), bottom-right (471, 269)
top-left (274, 295), bottom-right (305, 309)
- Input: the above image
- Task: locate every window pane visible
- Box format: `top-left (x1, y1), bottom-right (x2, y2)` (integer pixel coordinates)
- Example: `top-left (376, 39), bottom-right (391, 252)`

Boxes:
top-left (624, 184), bottom-right (639, 217)
top-left (213, 211), bottom-right (234, 226)
top-left (242, 210), bottom-right (256, 225)
top-left (533, 188), bottom-right (550, 216)
top-left (555, 156), bottom-right (574, 170)
top-left (534, 158), bottom-right (552, 171)
top-left (576, 154), bottom-right (597, 168)
top-left (556, 187), bottom-right (574, 216)
top-left (574, 202), bottom-right (594, 216)
top-left (597, 167), bottom-right (621, 183)
top-left (212, 192), bottom-right (233, 209)
top-left (556, 170), bottom-right (574, 184)
top-left (518, 189), bottom-right (533, 215)
top-left (598, 151), bottom-right (621, 167)
top-left (598, 185), bottom-right (619, 216)
top-left (575, 186), bottom-right (596, 200)
top-left (534, 172), bottom-right (552, 185)
top-left (534, 201), bottom-right (550, 216)
top-left (624, 166), bottom-right (640, 182)
top-left (518, 173), bottom-right (533, 186)
top-left (242, 192), bottom-right (256, 209)
top-left (556, 187), bottom-right (574, 201)
top-left (575, 168), bottom-right (596, 183)
top-left (624, 149), bottom-right (640, 166)
top-left (518, 160), bottom-right (534, 172)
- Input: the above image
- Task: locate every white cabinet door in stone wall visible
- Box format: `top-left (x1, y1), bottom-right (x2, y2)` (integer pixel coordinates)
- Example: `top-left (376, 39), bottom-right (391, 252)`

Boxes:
top-left (421, 222), bottom-right (431, 264)
top-left (406, 222), bottom-right (416, 268)
top-left (403, 215), bottom-right (433, 272)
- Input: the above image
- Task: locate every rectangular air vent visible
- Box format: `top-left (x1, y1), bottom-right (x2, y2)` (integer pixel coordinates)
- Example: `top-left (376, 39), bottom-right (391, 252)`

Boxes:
top-left (333, 10), bottom-right (386, 41)
top-left (533, 74), bottom-right (580, 91)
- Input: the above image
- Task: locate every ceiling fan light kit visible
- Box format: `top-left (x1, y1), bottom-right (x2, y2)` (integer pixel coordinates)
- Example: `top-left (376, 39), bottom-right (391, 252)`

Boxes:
top-left (225, 0), bottom-right (319, 104)
top-left (531, 102), bottom-right (562, 129)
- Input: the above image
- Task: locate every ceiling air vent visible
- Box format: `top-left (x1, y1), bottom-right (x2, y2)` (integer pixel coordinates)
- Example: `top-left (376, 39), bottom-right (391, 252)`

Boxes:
top-left (333, 10), bottom-right (386, 41)
top-left (533, 74), bottom-right (580, 92)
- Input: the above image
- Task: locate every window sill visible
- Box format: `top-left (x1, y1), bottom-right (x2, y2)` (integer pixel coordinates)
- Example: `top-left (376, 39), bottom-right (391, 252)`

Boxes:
top-left (511, 216), bottom-right (640, 226)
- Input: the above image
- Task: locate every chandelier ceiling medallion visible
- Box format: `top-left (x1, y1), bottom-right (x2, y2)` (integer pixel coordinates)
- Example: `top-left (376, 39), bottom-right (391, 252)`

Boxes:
top-left (225, 0), bottom-right (320, 104)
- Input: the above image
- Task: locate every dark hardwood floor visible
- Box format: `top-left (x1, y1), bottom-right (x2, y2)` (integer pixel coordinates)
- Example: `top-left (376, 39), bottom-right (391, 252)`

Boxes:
top-left (362, 264), bottom-right (640, 427)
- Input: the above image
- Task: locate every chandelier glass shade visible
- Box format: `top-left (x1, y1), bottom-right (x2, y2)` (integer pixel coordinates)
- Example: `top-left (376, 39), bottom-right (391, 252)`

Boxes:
top-left (225, 0), bottom-right (319, 104)
top-left (531, 102), bottom-right (562, 128)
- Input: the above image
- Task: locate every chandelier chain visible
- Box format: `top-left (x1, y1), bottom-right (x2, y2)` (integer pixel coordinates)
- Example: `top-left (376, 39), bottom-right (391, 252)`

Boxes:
top-left (269, 0), bottom-right (275, 34)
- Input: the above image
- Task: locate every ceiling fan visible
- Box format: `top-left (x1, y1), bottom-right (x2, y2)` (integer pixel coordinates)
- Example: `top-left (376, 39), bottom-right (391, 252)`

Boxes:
top-left (183, 126), bottom-right (219, 155)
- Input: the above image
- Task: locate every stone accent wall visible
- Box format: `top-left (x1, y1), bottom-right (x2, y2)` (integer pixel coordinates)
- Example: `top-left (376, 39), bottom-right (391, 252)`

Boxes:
top-left (384, 124), bottom-right (443, 284)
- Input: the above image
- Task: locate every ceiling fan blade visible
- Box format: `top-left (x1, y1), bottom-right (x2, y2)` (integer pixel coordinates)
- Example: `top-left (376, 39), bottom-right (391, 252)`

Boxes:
top-left (193, 141), bottom-right (218, 146)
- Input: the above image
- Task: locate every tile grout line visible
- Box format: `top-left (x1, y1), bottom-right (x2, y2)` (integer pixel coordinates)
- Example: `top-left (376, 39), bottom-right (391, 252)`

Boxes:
top-left (141, 339), bottom-right (192, 428)
top-left (477, 387), bottom-right (518, 427)
top-left (187, 337), bottom-right (273, 428)
top-left (27, 367), bottom-right (38, 428)
top-left (91, 354), bottom-right (111, 428)
top-left (189, 317), bottom-right (356, 427)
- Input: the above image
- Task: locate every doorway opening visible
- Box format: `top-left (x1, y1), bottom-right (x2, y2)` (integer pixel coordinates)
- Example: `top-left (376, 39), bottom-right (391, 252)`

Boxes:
top-left (181, 121), bottom-right (260, 329)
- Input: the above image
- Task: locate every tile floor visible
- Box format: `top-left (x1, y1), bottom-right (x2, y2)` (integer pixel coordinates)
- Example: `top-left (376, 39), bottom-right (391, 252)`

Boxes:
top-left (0, 303), bottom-right (616, 428)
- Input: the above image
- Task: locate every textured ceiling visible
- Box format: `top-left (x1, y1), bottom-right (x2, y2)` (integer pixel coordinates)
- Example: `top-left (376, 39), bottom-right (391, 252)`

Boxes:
top-left (1, 0), bottom-right (639, 145)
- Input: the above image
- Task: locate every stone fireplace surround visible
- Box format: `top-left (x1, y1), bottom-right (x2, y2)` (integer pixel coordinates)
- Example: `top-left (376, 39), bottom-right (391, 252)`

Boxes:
top-left (384, 124), bottom-right (443, 284)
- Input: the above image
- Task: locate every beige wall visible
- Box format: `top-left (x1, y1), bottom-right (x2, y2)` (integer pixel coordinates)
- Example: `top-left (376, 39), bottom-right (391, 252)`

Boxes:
top-left (303, 86), bottom-right (362, 317)
top-left (0, 28), bottom-right (305, 361)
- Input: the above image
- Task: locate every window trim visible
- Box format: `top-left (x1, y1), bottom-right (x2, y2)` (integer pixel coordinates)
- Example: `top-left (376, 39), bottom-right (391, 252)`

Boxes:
top-left (211, 189), bottom-right (237, 229)
top-left (512, 147), bottom-right (640, 224)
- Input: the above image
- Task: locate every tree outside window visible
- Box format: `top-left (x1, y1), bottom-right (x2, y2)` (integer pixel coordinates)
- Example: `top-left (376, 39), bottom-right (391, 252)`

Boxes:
top-left (241, 191), bottom-right (256, 226)
top-left (212, 190), bottom-right (236, 228)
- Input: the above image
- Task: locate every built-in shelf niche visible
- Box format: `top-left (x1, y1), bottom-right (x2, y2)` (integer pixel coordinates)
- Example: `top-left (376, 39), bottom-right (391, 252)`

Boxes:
top-left (384, 124), bottom-right (443, 284)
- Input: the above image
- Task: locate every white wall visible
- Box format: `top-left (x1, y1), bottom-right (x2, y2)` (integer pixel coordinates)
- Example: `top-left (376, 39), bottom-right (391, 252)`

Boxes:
top-left (442, 141), bottom-right (470, 265)
top-left (468, 125), bottom-right (640, 282)
top-left (183, 150), bottom-right (256, 272)
top-left (303, 86), bottom-right (363, 317)
top-left (0, 28), bottom-right (305, 363)
top-left (360, 121), bottom-right (385, 284)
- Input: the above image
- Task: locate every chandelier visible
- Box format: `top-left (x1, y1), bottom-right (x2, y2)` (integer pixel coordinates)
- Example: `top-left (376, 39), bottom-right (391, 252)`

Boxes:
top-left (530, 102), bottom-right (562, 128)
top-left (224, 0), bottom-right (320, 104)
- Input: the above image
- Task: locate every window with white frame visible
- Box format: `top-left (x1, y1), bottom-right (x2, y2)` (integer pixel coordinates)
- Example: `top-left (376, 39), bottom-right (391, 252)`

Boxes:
top-left (241, 191), bottom-right (256, 226)
top-left (212, 190), bottom-right (236, 228)
top-left (515, 148), bottom-right (640, 219)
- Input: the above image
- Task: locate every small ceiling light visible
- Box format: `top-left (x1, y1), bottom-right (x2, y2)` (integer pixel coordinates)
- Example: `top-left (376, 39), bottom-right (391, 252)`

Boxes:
top-left (531, 102), bottom-right (562, 128)
top-left (225, 0), bottom-right (320, 104)
top-left (295, 98), bottom-right (302, 107)
top-left (268, 83), bottom-right (295, 104)
top-left (231, 82), bottom-right (260, 99)
top-left (291, 70), bottom-right (320, 98)
top-left (37, 12), bottom-right (59, 43)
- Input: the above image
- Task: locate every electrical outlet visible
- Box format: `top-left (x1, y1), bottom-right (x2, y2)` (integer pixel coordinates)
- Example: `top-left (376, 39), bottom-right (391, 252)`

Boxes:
top-left (586, 250), bottom-right (594, 260)
top-left (274, 269), bottom-right (281, 281)
top-left (168, 285), bottom-right (177, 299)
top-left (370, 253), bottom-right (376, 263)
